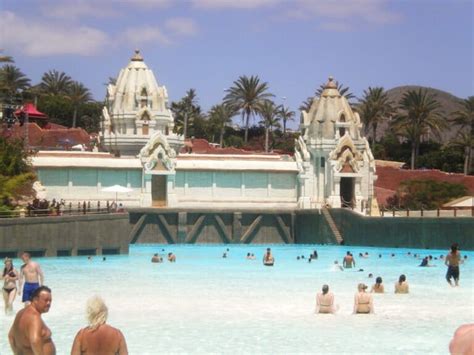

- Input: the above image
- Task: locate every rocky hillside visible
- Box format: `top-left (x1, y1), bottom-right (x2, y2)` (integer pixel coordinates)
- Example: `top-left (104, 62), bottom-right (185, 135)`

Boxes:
top-left (374, 86), bottom-right (465, 143)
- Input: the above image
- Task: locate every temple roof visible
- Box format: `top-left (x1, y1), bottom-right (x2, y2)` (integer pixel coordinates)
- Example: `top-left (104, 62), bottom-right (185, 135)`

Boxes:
top-left (14, 103), bottom-right (48, 119)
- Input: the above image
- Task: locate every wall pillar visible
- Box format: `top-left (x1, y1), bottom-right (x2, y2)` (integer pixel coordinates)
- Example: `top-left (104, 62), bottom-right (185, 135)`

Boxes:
top-left (232, 212), bottom-right (242, 243)
top-left (177, 212), bottom-right (187, 243)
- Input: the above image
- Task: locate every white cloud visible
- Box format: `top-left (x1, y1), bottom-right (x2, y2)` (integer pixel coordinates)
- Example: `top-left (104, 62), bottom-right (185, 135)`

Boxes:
top-left (121, 26), bottom-right (171, 46)
top-left (0, 11), bottom-right (109, 56)
top-left (165, 18), bottom-right (199, 37)
top-left (192, 0), bottom-right (281, 9)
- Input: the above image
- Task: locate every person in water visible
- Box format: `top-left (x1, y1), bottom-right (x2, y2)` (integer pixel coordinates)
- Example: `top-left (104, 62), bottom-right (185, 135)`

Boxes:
top-left (71, 296), bottom-right (128, 355)
top-left (395, 274), bottom-right (409, 293)
top-left (353, 283), bottom-right (374, 314)
top-left (315, 285), bottom-right (337, 314)
top-left (343, 252), bottom-right (355, 268)
top-left (371, 277), bottom-right (384, 293)
top-left (333, 260), bottom-right (344, 271)
top-left (449, 324), bottom-right (474, 355)
top-left (263, 248), bottom-right (274, 266)
top-left (19, 252), bottom-right (44, 306)
top-left (419, 257), bottom-right (429, 267)
top-left (2, 258), bottom-right (19, 315)
top-left (168, 253), bottom-right (176, 262)
top-left (445, 243), bottom-right (461, 287)
top-left (151, 254), bottom-right (163, 263)
top-left (9, 286), bottom-right (56, 355)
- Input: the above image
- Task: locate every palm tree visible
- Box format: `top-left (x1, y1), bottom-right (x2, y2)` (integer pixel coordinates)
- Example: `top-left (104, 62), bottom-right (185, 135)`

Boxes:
top-left (39, 70), bottom-right (72, 96)
top-left (451, 96), bottom-right (474, 174)
top-left (0, 50), bottom-right (13, 63)
top-left (0, 65), bottom-right (31, 100)
top-left (208, 103), bottom-right (238, 147)
top-left (299, 96), bottom-right (314, 112)
top-left (68, 81), bottom-right (92, 128)
top-left (315, 80), bottom-right (355, 101)
top-left (224, 75), bottom-right (273, 143)
top-left (357, 87), bottom-right (394, 149)
top-left (277, 105), bottom-right (295, 135)
top-left (258, 100), bottom-right (280, 152)
top-left (170, 89), bottom-right (201, 138)
top-left (391, 89), bottom-right (445, 170)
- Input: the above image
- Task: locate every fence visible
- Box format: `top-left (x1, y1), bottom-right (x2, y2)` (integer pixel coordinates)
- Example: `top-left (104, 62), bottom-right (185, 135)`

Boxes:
top-left (379, 206), bottom-right (474, 218)
top-left (0, 201), bottom-right (126, 218)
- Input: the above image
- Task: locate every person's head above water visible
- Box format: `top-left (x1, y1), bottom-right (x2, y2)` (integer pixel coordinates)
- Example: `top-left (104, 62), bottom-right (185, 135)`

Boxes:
top-left (451, 243), bottom-right (459, 253)
top-left (376, 276), bottom-right (382, 284)
top-left (322, 284), bottom-right (329, 294)
top-left (399, 274), bottom-right (406, 284)
top-left (346, 251), bottom-right (351, 256)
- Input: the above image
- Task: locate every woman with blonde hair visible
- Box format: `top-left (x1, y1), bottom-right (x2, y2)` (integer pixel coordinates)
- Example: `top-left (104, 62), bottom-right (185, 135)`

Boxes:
top-left (71, 296), bottom-right (128, 355)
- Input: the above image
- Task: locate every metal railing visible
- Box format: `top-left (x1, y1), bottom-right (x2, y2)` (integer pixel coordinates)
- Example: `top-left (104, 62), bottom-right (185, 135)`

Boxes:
top-left (0, 201), bottom-right (127, 219)
top-left (379, 205), bottom-right (474, 218)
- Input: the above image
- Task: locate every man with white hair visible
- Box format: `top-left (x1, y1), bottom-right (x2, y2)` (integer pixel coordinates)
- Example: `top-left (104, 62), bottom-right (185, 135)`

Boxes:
top-left (71, 296), bottom-right (128, 355)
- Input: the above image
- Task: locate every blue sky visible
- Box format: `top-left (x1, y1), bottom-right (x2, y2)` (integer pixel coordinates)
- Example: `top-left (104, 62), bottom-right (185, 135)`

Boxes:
top-left (1, 0), bottom-right (472, 125)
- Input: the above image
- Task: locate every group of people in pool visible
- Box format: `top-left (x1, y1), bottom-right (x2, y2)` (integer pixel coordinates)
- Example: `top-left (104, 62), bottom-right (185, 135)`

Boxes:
top-left (2, 252), bottom-right (128, 354)
top-left (315, 274), bottom-right (410, 315)
top-left (151, 251), bottom-right (176, 263)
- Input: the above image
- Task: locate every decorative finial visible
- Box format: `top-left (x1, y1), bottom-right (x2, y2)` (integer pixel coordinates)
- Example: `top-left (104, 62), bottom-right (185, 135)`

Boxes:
top-left (131, 49), bottom-right (143, 61)
top-left (325, 76), bottom-right (337, 89)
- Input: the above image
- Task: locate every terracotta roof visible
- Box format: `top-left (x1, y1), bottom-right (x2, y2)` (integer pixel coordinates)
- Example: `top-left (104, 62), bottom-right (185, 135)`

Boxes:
top-left (180, 138), bottom-right (282, 155)
top-left (375, 164), bottom-right (474, 205)
top-left (14, 103), bottom-right (47, 119)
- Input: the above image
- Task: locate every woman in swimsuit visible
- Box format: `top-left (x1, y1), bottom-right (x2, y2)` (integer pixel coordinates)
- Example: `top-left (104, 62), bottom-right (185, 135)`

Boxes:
top-left (353, 283), bottom-right (374, 314)
top-left (316, 284), bottom-right (337, 314)
top-left (371, 277), bottom-right (384, 293)
top-left (2, 258), bottom-right (19, 315)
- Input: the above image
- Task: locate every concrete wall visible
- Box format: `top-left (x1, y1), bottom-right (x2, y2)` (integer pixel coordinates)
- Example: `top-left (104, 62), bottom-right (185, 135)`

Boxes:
top-left (0, 214), bottom-right (131, 257)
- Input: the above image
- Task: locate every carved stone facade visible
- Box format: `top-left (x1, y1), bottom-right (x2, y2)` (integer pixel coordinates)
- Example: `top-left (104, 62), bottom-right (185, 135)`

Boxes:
top-left (296, 77), bottom-right (377, 213)
top-left (100, 50), bottom-right (182, 156)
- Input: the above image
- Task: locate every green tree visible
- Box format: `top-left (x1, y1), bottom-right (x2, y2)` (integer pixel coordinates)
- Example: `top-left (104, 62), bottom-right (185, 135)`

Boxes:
top-left (0, 50), bottom-right (14, 63)
top-left (39, 70), bottom-right (72, 96)
top-left (0, 64), bottom-right (31, 101)
top-left (277, 105), bottom-right (295, 135)
top-left (208, 103), bottom-right (239, 147)
top-left (451, 96), bottom-right (474, 175)
top-left (170, 89), bottom-right (202, 138)
top-left (68, 81), bottom-right (92, 128)
top-left (299, 96), bottom-right (313, 112)
top-left (391, 89), bottom-right (446, 170)
top-left (258, 100), bottom-right (280, 152)
top-left (357, 87), bottom-right (394, 149)
top-left (224, 75), bottom-right (274, 144)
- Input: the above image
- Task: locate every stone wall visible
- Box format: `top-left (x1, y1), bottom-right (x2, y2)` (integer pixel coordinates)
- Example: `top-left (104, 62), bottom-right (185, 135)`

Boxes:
top-left (0, 214), bottom-right (131, 258)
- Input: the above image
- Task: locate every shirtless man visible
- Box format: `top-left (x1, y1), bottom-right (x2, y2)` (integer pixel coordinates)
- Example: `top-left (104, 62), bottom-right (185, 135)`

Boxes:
top-left (19, 252), bottom-right (44, 305)
top-left (394, 274), bottom-right (409, 293)
top-left (445, 243), bottom-right (461, 287)
top-left (263, 248), bottom-right (274, 266)
top-left (9, 286), bottom-right (56, 355)
top-left (353, 283), bottom-right (374, 314)
top-left (343, 251), bottom-right (355, 268)
top-left (71, 296), bottom-right (128, 355)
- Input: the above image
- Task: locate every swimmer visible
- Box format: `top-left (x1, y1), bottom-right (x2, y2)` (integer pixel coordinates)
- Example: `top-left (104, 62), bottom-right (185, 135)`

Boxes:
top-left (19, 252), bottom-right (44, 306)
top-left (102, 257), bottom-right (106, 262)
top-left (263, 248), bottom-right (274, 266)
top-left (151, 254), bottom-right (162, 263)
top-left (395, 274), bottom-right (409, 294)
top-left (391, 253), bottom-right (395, 257)
top-left (449, 324), bottom-right (474, 355)
top-left (353, 283), bottom-right (374, 314)
top-left (9, 286), bottom-right (55, 355)
top-left (445, 243), bottom-right (461, 286)
top-left (343, 252), bottom-right (355, 268)
top-left (333, 260), bottom-right (344, 271)
top-left (308, 258), bottom-right (312, 263)
top-left (378, 254), bottom-right (382, 258)
top-left (250, 253), bottom-right (256, 260)
top-left (315, 285), bottom-right (337, 314)
top-left (222, 252), bottom-right (227, 259)
top-left (3, 258), bottom-right (19, 315)
top-left (419, 257), bottom-right (429, 267)
top-left (71, 296), bottom-right (128, 355)
top-left (246, 253), bottom-right (252, 260)
top-left (368, 273), bottom-right (373, 278)
top-left (167, 253), bottom-right (176, 262)
top-left (312, 250), bottom-right (318, 259)
top-left (371, 277), bottom-right (384, 293)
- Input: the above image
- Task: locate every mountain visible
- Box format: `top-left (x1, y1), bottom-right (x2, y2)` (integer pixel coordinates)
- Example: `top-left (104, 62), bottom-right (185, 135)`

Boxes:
top-left (374, 86), bottom-right (465, 143)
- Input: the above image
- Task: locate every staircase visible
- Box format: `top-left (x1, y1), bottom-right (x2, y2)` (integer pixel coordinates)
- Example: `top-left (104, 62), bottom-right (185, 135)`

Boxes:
top-left (322, 207), bottom-right (344, 244)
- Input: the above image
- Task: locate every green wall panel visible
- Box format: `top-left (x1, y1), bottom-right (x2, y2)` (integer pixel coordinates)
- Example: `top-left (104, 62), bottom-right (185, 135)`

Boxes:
top-left (38, 168), bottom-right (68, 187)
top-left (70, 168), bottom-right (97, 187)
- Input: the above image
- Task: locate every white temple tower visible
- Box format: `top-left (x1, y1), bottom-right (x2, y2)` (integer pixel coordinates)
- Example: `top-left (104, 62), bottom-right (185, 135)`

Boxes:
top-left (295, 77), bottom-right (377, 213)
top-left (101, 50), bottom-right (182, 156)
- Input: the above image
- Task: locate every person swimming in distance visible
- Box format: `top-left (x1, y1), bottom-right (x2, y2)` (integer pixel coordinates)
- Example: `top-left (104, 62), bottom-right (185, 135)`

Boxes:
top-left (168, 253), bottom-right (176, 262)
top-left (353, 283), bottom-right (374, 314)
top-left (297, 256), bottom-right (300, 260)
top-left (368, 273), bottom-right (373, 278)
top-left (395, 274), bottom-right (409, 293)
top-left (151, 254), bottom-right (162, 263)
top-left (315, 285), bottom-right (338, 314)
top-left (419, 257), bottom-right (429, 267)
top-left (333, 260), bottom-right (344, 271)
top-left (250, 253), bottom-right (256, 260)
top-left (246, 253), bottom-right (251, 260)
top-left (308, 258), bottom-right (312, 263)
top-left (263, 248), bottom-right (274, 266)
top-left (378, 254), bottom-right (382, 258)
top-left (222, 252), bottom-right (227, 258)
top-left (391, 253), bottom-right (395, 257)
top-left (371, 277), bottom-right (384, 293)
top-left (312, 250), bottom-right (318, 259)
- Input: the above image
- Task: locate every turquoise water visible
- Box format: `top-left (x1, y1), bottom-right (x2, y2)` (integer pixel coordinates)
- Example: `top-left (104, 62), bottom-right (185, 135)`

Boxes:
top-left (1, 244), bottom-right (473, 354)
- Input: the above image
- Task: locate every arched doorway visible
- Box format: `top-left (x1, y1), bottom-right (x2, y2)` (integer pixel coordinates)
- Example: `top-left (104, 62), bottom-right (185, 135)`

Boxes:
top-left (151, 175), bottom-right (167, 207)
top-left (340, 177), bottom-right (355, 208)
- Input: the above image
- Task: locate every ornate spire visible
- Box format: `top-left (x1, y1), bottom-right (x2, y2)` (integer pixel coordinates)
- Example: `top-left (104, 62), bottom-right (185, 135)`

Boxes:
top-left (131, 49), bottom-right (144, 62)
top-left (324, 76), bottom-right (337, 89)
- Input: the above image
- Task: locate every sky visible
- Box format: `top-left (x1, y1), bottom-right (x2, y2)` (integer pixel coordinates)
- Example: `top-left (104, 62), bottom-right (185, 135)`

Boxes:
top-left (1, 0), bottom-right (473, 127)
